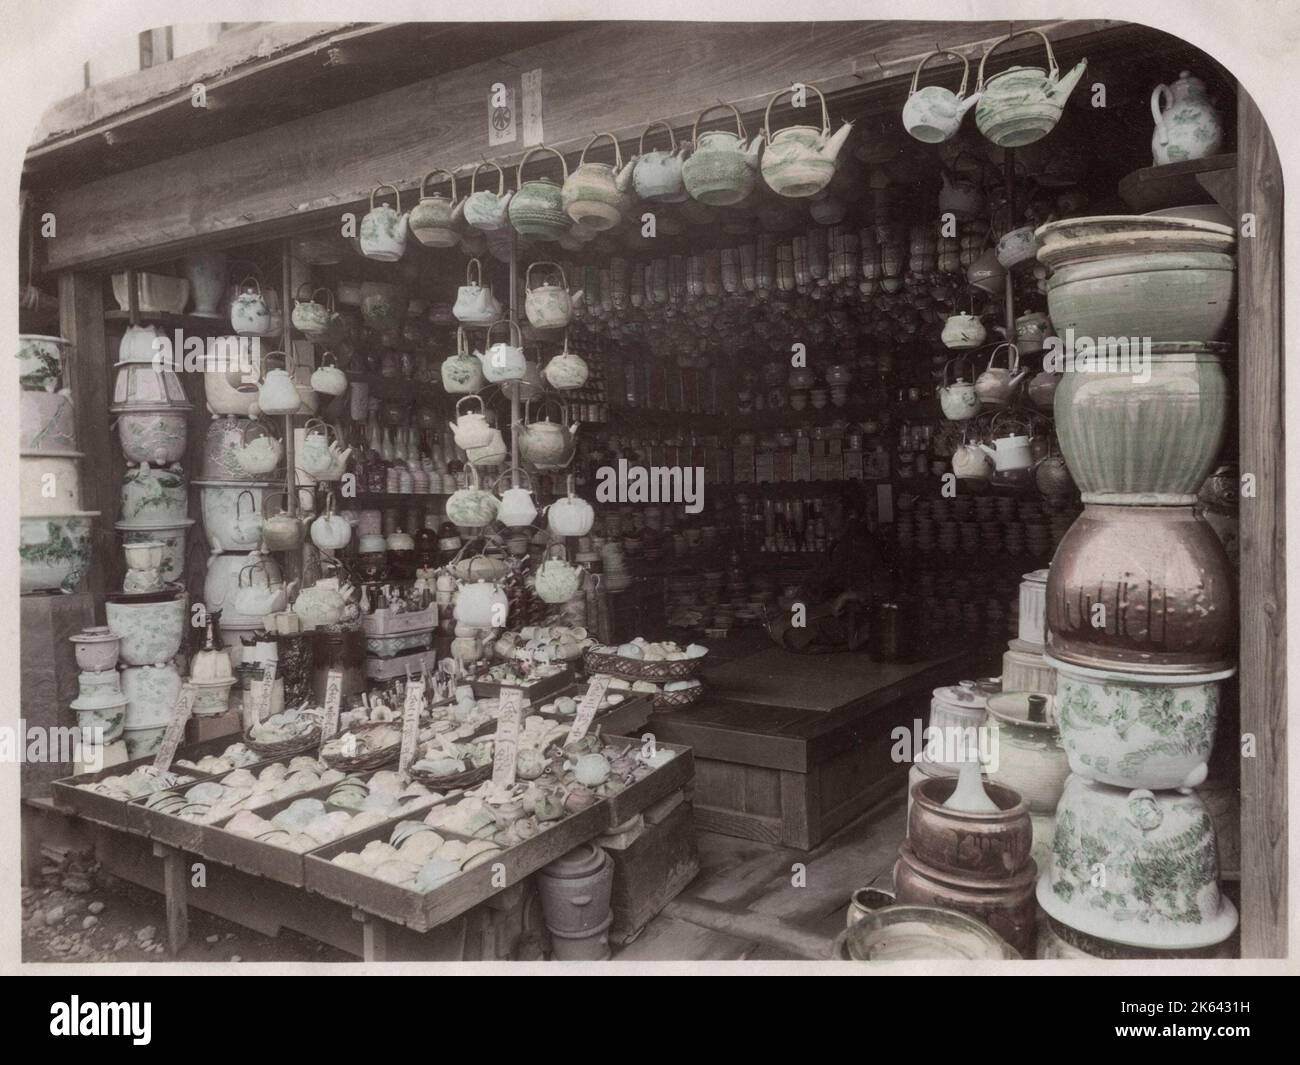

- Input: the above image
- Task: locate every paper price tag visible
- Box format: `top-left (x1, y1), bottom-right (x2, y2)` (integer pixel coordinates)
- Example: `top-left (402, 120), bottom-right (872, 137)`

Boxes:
top-left (567, 677), bottom-right (610, 745)
top-left (399, 681), bottom-right (424, 776)
top-left (153, 684), bottom-right (196, 773)
top-left (322, 670), bottom-right (344, 739)
top-left (253, 660), bottom-right (277, 727)
top-left (491, 687), bottom-right (524, 788)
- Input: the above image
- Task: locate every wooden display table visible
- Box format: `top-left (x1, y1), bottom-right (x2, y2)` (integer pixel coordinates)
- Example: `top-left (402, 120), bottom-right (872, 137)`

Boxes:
top-left (649, 645), bottom-right (975, 849)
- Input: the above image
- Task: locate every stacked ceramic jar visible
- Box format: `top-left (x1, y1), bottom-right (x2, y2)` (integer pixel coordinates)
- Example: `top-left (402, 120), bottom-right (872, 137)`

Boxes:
top-left (68, 627), bottom-right (127, 769)
top-left (1034, 214), bottom-right (1239, 957)
top-left (18, 335), bottom-right (98, 595)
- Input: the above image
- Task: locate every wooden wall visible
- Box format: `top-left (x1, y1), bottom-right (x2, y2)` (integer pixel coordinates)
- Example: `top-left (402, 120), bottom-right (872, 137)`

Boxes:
top-left (36, 18), bottom-right (1117, 272)
top-left (1236, 90), bottom-right (1287, 959)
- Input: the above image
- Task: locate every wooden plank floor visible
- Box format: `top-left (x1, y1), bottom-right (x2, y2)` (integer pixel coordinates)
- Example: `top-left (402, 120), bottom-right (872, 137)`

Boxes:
top-left (613, 781), bottom-right (907, 961)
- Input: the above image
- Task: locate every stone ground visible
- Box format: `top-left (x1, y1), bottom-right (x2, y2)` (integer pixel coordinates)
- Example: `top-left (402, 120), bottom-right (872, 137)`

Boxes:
top-left (22, 785), bottom-right (906, 964)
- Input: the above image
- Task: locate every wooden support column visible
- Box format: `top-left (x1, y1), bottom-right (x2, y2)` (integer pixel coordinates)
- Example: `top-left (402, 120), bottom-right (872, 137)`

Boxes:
top-left (152, 841), bottom-right (190, 954)
top-left (57, 273), bottom-right (113, 617)
top-left (1236, 89), bottom-right (1286, 959)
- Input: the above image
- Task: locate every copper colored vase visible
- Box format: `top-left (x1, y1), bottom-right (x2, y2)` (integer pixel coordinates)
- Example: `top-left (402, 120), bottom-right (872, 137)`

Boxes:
top-left (908, 776), bottom-right (1033, 879)
top-left (894, 843), bottom-right (1038, 959)
top-left (1046, 504), bottom-right (1235, 674)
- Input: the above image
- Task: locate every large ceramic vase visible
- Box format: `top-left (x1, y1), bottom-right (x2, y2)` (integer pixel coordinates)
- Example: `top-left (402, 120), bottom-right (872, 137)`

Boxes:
top-left (1038, 774), bottom-right (1237, 950)
top-left (1049, 657), bottom-right (1231, 791)
top-left (1035, 216), bottom-right (1235, 344)
top-left (19, 514), bottom-right (96, 593)
top-left (907, 776), bottom-right (1033, 879)
top-left (184, 251), bottom-right (228, 317)
top-left (1046, 504), bottom-right (1235, 674)
top-left (1054, 343), bottom-right (1229, 504)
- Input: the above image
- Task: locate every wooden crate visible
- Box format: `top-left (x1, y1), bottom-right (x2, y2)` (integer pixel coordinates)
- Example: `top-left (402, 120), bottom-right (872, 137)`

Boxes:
top-left (600, 736), bottom-right (694, 829)
top-left (305, 802), bottom-right (606, 933)
top-left (607, 798), bottom-right (699, 945)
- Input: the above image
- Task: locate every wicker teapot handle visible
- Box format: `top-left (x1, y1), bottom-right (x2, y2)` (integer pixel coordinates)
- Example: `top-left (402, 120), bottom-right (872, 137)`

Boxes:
top-left (977, 28), bottom-right (1057, 91)
top-left (420, 168), bottom-right (457, 201)
top-left (456, 393), bottom-right (486, 417)
top-left (910, 50), bottom-right (971, 97)
top-left (487, 318), bottom-right (522, 346)
top-left (764, 82), bottom-right (829, 140)
top-left (369, 183), bottom-right (402, 214)
top-left (526, 260), bottom-right (568, 291)
top-left (465, 257), bottom-right (483, 287)
top-left (470, 159), bottom-right (506, 195)
top-left (580, 131), bottom-right (623, 169)
top-left (517, 145), bottom-right (569, 185)
top-left (639, 120), bottom-right (678, 155)
top-left (986, 341), bottom-right (1020, 371)
top-left (693, 102), bottom-right (746, 142)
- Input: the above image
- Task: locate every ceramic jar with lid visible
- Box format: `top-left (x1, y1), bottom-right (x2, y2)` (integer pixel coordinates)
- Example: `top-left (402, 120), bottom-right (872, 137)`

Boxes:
top-left (120, 462), bottom-right (188, 525)
top-left (920, 680), bottom-right (989, 776)
top-left (70, 627), bottom-right (121, 672)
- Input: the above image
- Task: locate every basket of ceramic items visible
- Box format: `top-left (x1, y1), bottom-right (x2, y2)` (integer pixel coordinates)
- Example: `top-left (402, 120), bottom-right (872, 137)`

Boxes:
top-left (320, 721), bottom-right (403, 773)
top-left (583, 638), bottom-right (708, 683)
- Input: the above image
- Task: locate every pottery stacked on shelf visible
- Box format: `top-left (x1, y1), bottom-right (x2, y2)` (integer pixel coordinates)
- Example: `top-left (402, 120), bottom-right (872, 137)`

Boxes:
top-left (18, 335), bottom-right (99, 594)
top-left (104, 587), bottom-right (190, 757)
top-left (68, 627), bottom-right (128, 766)
top-left (896, 770), bottom-right (1037, 958)
top-left (116, 461), bottom-right (196, 587)
top-left (1034, 213), bottom-right (1238, 957)
top-left (1002, 568), bottom-right (1055, 695)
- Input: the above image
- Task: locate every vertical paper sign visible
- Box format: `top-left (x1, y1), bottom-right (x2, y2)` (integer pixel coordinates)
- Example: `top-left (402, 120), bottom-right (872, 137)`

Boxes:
top-left (153, 684), bottom-right (196, 773)
top-left (521, 68), bottom-right (544, 146)
top-left (253, 660), bottom-right (277, 727)
top-left (488, 80), bottom-right (517, 147)
top-left (322, 670), bottom-right (344, 739)
top-left (567, 677), bottom-right (610, 745)
top-left (491, 686), bottom-right (524, 788)
top-left (399, 680), bottom-right (424, 776)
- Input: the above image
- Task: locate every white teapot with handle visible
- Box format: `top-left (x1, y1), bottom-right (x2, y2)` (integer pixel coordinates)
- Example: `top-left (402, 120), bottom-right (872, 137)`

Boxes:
top-left (495, 469), bottom-right (539, 528)
top-left (310, 351), bottom-right (348, 396)
top-left (310, 492), bottom-right (352, 551)
top-left (300, 420), bottom-right (352, 481)
top-left (256, 350), bottom-right (300, 415)
top-left (448, 394), bottom-right (493, 450)
top-left (544, 478), bottom-right (594, 537)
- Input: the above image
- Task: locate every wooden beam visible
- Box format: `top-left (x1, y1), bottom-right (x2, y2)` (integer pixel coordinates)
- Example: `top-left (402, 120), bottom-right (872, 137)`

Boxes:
top-left (1236, 89), bottom-right (1287, 959)
top-left (38, 18), bottom-right (1120, 272)
top-left (57, 273), bottom-right (113, 616)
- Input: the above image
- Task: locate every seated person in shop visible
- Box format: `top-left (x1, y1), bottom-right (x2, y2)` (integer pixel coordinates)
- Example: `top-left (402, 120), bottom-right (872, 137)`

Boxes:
top-left (765, 486), bottom-right (893, 653)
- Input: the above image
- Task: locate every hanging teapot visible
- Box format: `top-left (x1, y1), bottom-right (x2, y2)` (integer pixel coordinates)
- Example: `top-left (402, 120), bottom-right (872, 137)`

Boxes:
top-left (292, 577), bottom-right (354, 630)
top-left (940, 312), bottom-right (987, 350)
top-left (1151, 70), bottom-right (1223, 166)
top-left (462, 160), bottom-right (513, 231)
top-left (409, 168), bottom-right (464, 247)
top-left (632, 120), bottom-right (689, 202)
top-left (494, 469), bottom-right (539, 528)
top-left (562, 132), bottom-right (636, 231)
top-left (359, 183), bottom-right (408, 261)
top-left (446, 470), bottom-right (501, 527)
top-left (441, 327), bottom-right (488, 394)
top-left (532, 544), bottom-right (585, 604)
top-left (453, 257), bottom-right (502, 325)
top-left (978, 411), bottom-right (1034, 472)
top-left (524, 261), bottom-right (572, 329)
top-left (517, 396), bottom-right (579, 469)
top-left (230, 276), bottom-right (271, 336)
top-left (290, 285), bottom-right (336, 337)
top-left (234, 559), bottom-right (288, 616)
top-left (310, 492), bottom-right (352, 551)
top-left (543, 332), bottom-right (589, 390)
top-left (508, 146), bottom-right (572, 242)
top-left (259, 492), bottom-right (304, 552)
top-left (256, 350), bottom-right (300, 415)
top-left (449, 394), bottom-right (494, 450)
top-left (974, 29), bottom-right (1087, 148)
top-left (465, 427), bottom-right (508, 469)
top-left (234, 418), bottom-right (284, 476)
top-left (974, 343), bottom-right (1029, 408)
top-left (952, 440), bottom-right (994, 479)
top-left (938, 357), bottom-right (980, 421)
top-left (681, 103), bottom-right (764, 206)
top-left (1035, 448), bottom-right (1076, 498)
top-left (453, 577), bottom-right (509, 628)
top-left (760, 83), bottom-right (852, 199)
top-left (544, 477), bottom-right (595, 537)
top-left (481, 319), bottom-right (526, 383)
top-left (310, 351), bottom-right (348, 396)
top-left (299, 419), bottom-right (352, 481)
top-left (903, 50), bottom-right (981, 143)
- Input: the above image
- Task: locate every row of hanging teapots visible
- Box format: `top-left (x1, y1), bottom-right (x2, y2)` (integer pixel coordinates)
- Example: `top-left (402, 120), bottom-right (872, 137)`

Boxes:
top-left (902, 30), bottom-right (1086, 146)
top-left (439, 326), bottom-right (588, 395)
top-left (939, 344), bottom-right (1031, 420)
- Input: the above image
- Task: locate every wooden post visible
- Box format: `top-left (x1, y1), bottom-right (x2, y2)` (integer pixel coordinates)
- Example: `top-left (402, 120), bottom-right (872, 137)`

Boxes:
top-left (58, 273), bottom-right (113, 616)
top-left (1236, 90), bottom-right (1286, 959)
top-left (152, 841), bottom-right (190, 954)
top-left (353, 908), bottom-right (389, 961)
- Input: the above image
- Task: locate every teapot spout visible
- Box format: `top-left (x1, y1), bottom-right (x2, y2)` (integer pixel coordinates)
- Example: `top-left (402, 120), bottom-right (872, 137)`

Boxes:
top-left (743, 135), bottom-right (764, 168)
top-left (614, 157), bottom-right (638, 193)
top-left (819, 120), bottom-right (854, 163)
top-left (955, 92), bottom-right (981, 118)
top-left (977, 443), bottom-right (996, 458)
top-left (1050, 58), bottom-right (1088, 105)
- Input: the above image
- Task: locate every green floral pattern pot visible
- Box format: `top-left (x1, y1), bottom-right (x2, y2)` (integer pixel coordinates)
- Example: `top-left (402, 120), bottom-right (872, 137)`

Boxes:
top-left (1038, 774), bottom-right (1237, 949)
top-left (114, 409), bottom-right (189, 465)
top-left (106, 591), bottom-right (187, 667)
top-left (1051, 658), bottom-right (1227, 791)
top-left (117, 519), bottom-right (194, 582)
top-left (17, 335), bottom-right (69, 392)
top-left (120, 463), bottom-right (189, 524)
top-left (1055, 345), bottom-right (1229, 505)
top-left (19, 514), bottom-right (95, 593)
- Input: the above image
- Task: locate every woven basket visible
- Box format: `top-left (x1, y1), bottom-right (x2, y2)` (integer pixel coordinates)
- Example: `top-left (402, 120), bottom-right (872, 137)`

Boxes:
top-left (243, 727), bottom-right (321, 759)
top-left (320, 721), bottom-right (402, 773)
top-left (653, 685), bottom-right (706, 711)
top-left (408, 761), bottom-right (493, 791)
top-left (583, 648), bottom-right (705, 684)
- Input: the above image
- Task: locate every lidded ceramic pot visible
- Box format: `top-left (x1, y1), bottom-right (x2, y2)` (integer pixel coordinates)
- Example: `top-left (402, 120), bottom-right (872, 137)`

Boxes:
top-left (70, 627), bottom-right (121, 673)
top-left (1017, 568), bottom-right (1049, 647)
top-left (919, 680), bottom-right (988, 776)
top-left (984, 692), bottom-right (1069, 816)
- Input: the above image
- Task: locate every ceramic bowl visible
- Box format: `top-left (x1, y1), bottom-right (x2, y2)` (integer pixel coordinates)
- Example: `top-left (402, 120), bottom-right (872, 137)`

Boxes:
top-left (17, 335), bottom-right (70, 391)
top-left (1049, 657), bottom-right (1232, 791)
top-left (70, 627), bottom-right (120, 672)
top-left (117, 519), bottom-right (195, 585)
top-left (105, 589), bottom-right (187, 667)
top-left (836, 904), bottom-right (1019, 961)
top-left (190, 678), bottom-right (236, 718)
top-left (74, 698), bottom-right (127, 743)
top-left (1038, 774), bottom-right (1237, 950)
top-left (114, 408), bottom-right (189, 465)
top-left (908, 775), bottom-right (1033, 879)
top-left (19, 513), bottom-right (97, 594)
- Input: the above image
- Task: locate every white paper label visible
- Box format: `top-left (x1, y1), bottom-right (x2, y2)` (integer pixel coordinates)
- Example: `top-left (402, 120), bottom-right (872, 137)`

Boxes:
top-left (399, 681), bottom-right (423, 776)
top-left (153, 684), bottom-right (196, 773)
top-left (488, 82), bottom-right (517, 147)
top-left (253, 660), bottom-right (276, 727)
top-left (567, 677), bottom-right (609, 745)
top-left (491, 687), bottom-right (524, 788)
top-left (521, 69), bottom-right (544, 146)
top-left (322, 670), bottom-right (343, 739)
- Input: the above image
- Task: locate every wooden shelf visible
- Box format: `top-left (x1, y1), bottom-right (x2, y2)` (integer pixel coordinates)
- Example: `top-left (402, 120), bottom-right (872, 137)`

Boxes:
top-left (104, 309), bottom-right (234, 332)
